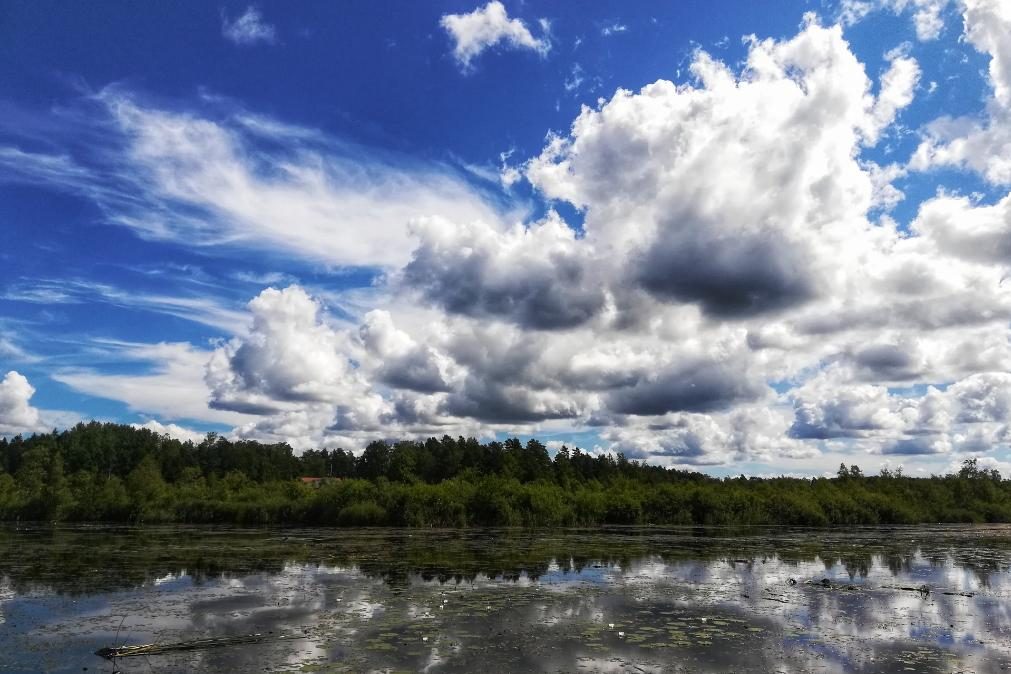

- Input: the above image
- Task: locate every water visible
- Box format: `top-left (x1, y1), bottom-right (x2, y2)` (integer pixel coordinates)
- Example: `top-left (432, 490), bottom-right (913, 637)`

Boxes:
top-left (1, 524), bottom-right (1010, 673)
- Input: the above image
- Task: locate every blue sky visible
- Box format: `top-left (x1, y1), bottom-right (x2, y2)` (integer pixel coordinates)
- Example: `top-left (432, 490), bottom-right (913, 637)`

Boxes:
top-left (2, 0), bottom-right (1011, 477)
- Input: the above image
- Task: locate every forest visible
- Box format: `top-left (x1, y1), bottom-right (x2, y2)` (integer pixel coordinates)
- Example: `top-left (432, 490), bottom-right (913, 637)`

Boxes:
top-left (1, 421), bottom-right (1008, 527)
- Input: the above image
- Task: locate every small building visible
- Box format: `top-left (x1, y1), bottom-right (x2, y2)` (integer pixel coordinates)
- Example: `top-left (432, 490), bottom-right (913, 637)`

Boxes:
top-left (298, 476), bottom-right (340, 488)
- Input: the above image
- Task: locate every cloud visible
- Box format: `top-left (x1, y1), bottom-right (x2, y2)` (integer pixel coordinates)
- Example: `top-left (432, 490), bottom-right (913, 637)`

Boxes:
top-left (208, 286), bottom-right (376, 410)
top-left (2, 277), bottom-right (250, 335)
top-left (200, 285), bottom-right (709, 434)
top-left (131, 419), bottom-right (207, 444)
top-left (910, 191), bottom-right (1011, 263)
top-left (636, 231), bottom-right (817, 319)
top-left (525, 18), bottom-right (909, 321)
top-left (0, 337), bottom-right (39, 364)
top-left (606, 357), bottom-right (766, 417)
top-left (107, 95), bottom-right (504, 267)
top-left (788, 366), bottom-right (1011, 455)
top-left (359, 310), bottom-right (460, 393)
top-left (869, 45), bottom-right (921, 139)
top-left (789, 369), bottom-right (909, 440)
top-left (402, 212), bottom-right (607, 330)
top-left (601, 404), bottom-right (811, 466)
top-left (908, 0), bottom-right (951, 39)
top-left (441, 1), bottom-right (550, 71)
top-left (54, 341), bottom-right (251, 426)
top-left (839, 0), bottom-right (952, 41)
top-left (434, 320), bottom-right (591, 423)
top-left (0, 371), bottom-right (45, 436)
top-left (230, 404), bottom-right (343, 449)
top-left (442, 377), bottom-right (585, 423)
top-left (963, 0), bottom-right (1011, 109)
top-left (222, 6), bottom-right (276, 46)
top-left (207, 286), bottom-right (393, 436)
top-left (0, 92), bottom-right (505, 269)
top-left (12, 9), bottom-right (1011, 474)
top-left (89, 16), bottom-right (1008, 467)
top-left (909, 0), bottom-right (1011, 184)
top-left (564, 64), bottom-right (585, 93)
top-left (851, 338), bottom-right (927, 381)
top-left (882, 436), bottom-right (949, 455)
top-left (950, 372), bottom-right (1011, 424)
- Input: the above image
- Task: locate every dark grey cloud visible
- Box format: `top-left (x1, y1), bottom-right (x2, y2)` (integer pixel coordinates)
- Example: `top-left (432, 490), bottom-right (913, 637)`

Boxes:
top-left (404, 245), bottom-right (606, 330)
top-left (788, 381), bottom-right (893, 440)
top-left (442, 377), bottom-right (582, 423)
top-left (789, 415), bottom-right (874, 440)
top-left (607, 359), bottom-right (765, 416)
top-left (358, 310), bottom-right (455, 394)
top-left (377, 351), bottom-right (451, 394)
top-left (616, 438), bottom-right (708, 461)
top-left (443, 326), bottom-right (550, 388)
top-left (635, 231), bottom-right (815, 318)
top-left (882, 436), bottom-right (944, 455)
top-left (797, 293), bottom-right (1011, 335)
top-left (853, 343), bottom-right (923, 381)
top-left (208, 397), bottom-right (280, 416)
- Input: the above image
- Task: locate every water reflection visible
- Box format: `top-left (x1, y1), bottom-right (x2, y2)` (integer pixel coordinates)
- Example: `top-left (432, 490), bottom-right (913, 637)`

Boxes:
top-left (2, 525), bottom-right (1011, 672)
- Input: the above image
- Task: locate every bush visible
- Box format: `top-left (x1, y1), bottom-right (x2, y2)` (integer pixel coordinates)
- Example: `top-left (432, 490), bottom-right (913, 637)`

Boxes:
top-left (337, 501), bottom-right (388, 526)
top-left (603, 492), bottom-right (641, 524)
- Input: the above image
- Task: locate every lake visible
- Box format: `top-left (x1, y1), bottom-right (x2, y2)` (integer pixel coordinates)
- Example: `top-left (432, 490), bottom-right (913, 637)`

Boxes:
top-left (1, 524), bottom-right (1010, 673)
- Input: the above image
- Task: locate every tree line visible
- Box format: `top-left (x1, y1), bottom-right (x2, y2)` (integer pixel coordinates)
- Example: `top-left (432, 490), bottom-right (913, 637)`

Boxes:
top-left (0, 421), bottom-right (1007, 526)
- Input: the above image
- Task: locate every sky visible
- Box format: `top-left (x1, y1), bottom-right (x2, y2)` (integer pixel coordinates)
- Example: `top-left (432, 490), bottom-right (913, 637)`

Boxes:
top-left (1, 0), bottom-right (1011, 478)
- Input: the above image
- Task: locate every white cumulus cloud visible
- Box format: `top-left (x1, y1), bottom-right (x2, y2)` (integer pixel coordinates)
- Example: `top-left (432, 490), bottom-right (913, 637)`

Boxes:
top-left (909, 0), bottom-right (1011, 184)
top-left (0, 371), bottom-right (45, 436)
top-left (441, 1), bottom-right (550, 71)
top-left (222, 6), bottom-right (276, 46)
top-left (131, 420), bottom-right (207, 444)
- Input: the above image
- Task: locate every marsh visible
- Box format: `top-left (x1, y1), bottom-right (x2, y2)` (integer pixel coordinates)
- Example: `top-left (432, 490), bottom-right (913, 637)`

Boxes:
top-left (2, 524), bottom-right (1010, 673)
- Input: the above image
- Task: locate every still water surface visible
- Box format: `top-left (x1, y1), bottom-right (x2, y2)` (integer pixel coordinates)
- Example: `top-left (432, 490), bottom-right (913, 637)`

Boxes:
top-left (1, 524), bottom-right (1010, 673)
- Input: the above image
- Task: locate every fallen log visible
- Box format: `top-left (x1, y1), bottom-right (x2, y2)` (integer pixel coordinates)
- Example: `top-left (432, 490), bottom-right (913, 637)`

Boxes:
top-left (96, 632), bottom-right (295, 659)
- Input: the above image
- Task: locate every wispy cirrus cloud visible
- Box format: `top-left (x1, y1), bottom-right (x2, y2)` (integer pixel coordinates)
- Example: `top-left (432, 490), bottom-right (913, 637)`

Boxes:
top-left (52, 340), bottom-right (253, 427)
top-left (2, 277), bottom-right (249, 335)
top-left (0, 90), bottom-right (510, 269)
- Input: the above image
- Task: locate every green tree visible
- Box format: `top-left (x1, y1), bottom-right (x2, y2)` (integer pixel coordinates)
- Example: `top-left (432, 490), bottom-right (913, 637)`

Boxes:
top-left (358, 441), bottom-right (391, 481)
top-left (126, 454), bottom-right (168, 521)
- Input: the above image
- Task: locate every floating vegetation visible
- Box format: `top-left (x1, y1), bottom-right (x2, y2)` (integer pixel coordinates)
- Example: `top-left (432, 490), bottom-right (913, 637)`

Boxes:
top-left (96, 632), bottom-right (298, 658)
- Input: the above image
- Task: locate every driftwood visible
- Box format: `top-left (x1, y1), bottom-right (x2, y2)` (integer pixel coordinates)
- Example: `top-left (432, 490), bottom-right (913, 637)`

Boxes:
top-left (96, 632), bottom-right (294, 659)
top-left (885, 584), bottom-right (932, 597)
top-left (763, 588), bottom-right (791, 604)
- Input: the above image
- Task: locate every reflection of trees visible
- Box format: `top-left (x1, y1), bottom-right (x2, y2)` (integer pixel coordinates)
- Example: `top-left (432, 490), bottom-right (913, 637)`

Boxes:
top-left (841, 555), bottom-right (872, 579)
top-left (884, 553), bottom-right (913, 576)
top-left (4, 524), bottom-right (1011, 595)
